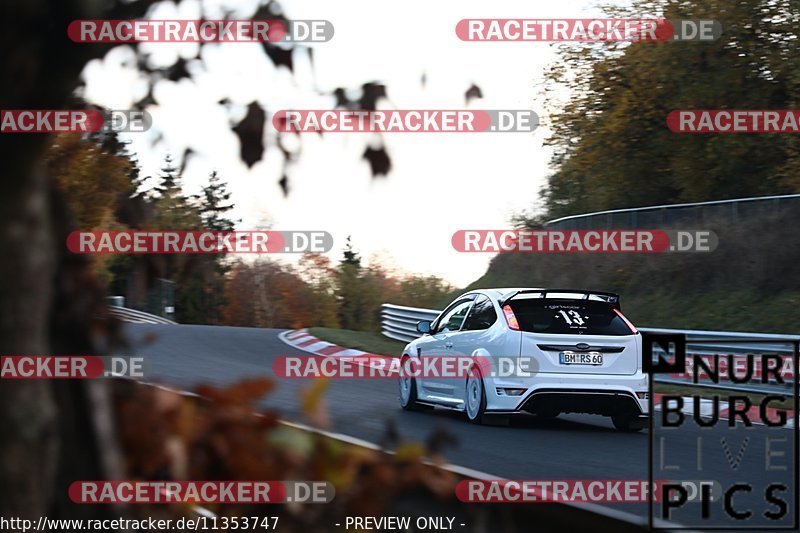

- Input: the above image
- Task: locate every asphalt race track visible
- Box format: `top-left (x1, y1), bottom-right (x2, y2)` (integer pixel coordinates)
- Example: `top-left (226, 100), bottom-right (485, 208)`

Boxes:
top-left (124, 323), bottom-right (797, 528)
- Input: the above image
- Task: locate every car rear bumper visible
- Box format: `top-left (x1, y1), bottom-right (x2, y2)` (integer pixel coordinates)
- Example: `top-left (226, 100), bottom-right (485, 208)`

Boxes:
top-left (484, 372), bottom-right (649, 415)
top-left (518, 388), bottom-right (644, 417)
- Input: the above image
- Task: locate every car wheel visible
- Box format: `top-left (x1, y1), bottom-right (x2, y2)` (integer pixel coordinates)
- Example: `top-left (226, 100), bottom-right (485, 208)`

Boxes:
top-left (399, 356), bottom-right (426, 411)
top-left (612, 413), bottom-right (645, 432)
top-left (465, 365), bottom-right (487, 424)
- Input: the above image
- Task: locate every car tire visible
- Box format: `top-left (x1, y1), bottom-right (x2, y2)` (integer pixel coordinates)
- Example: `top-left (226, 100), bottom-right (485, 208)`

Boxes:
top-left (465, 365), bottom-right (487, 424)
top-left (612, 413), bottom-right (644, 432)
top-left (399, 356), bottom-right (427, 411)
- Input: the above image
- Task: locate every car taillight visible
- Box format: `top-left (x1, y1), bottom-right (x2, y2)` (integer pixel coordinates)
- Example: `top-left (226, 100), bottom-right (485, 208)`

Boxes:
top-left (614, 308), bottom-right (638, 334)
top-left (502, 304), bottom-right (520, 331)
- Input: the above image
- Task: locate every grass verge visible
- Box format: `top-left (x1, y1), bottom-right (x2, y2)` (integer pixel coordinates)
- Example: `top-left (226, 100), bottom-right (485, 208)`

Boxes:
top-left (623, 290), bottom-right (800, 334)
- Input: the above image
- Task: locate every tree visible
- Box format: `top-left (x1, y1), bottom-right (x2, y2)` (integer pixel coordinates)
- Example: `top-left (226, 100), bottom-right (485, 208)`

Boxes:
top-left (0, 0), bottom-right (460, 521)
top-left (44, 131), bottom-right (136, 285)
top-left (184, 171), bottom-right (238, 323)
top-left (221, 259), bottom-right (324, 329)
top-left (336, 236), bottom-right (365, 329)
top-left (538, 0), bottom-right (800, 219)
top-left (298, 253), bottom-right (339, 328)
top-left (396, 275), bottom-right (455, 309)
top-left (148, 162), bottom-right (240, 324)
top-left (194, 171), bottom-right (237, 233)
top-left (47, 142), bottom-right (237, 323)
top-left (341, 235), bottom-right (361, 267)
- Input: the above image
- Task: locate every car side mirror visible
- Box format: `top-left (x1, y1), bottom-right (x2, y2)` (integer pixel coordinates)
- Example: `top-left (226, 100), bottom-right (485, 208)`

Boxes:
top-left (416, 320), bottom-right (432, 334)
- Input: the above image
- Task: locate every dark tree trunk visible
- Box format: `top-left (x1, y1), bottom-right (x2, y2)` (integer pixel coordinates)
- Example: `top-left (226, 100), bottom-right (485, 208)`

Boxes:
top-left (0, 0), bottom-right (147, 522)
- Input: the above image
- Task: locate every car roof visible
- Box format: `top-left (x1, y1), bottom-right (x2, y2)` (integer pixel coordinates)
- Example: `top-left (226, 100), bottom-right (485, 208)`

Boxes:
top-left (460, 287), bottom-right (543, 300)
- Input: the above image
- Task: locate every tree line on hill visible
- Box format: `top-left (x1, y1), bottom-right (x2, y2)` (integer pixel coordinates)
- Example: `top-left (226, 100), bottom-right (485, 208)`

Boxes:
top-left (526, 0), bottom-right (800, 223)
top-left (485, 0), bottom-right (800, 332)
top-left (47, 131), bottom-right (454, 329)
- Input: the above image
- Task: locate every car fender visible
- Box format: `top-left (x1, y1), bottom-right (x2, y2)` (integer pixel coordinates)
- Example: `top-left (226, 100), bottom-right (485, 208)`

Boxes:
top-left (402, 339), bottom-right (419, 357)
top-left (468, 347), bottom-right (493, 376)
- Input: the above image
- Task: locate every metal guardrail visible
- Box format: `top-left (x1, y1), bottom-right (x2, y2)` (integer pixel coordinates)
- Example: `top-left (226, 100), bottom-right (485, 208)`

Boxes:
top-left (108, 305), bottom-right (178, 325)
top-left (381, 303), bottom-right (798, 394)
top-left (543, 193), bottom-right (800, 230)
top-left (381, 304), bottom-right (440, 342)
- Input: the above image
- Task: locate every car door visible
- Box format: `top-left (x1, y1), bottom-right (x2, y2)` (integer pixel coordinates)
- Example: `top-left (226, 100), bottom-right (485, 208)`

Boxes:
top-left (416, 296), bottom-right (475, 403)
top-left (449, 295), bottom-right (501, 401)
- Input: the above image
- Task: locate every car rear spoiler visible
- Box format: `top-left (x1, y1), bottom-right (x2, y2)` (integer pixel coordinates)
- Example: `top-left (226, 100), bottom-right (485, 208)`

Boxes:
top-left (499, 289), bottom-right (621, 309)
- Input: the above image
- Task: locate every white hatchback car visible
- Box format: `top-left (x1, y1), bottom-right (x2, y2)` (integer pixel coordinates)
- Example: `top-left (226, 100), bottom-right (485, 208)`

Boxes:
top-left (398, 288), bottom-right (649, 431)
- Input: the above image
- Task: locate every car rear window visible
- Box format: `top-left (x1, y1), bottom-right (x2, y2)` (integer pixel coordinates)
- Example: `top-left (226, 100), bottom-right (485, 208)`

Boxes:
top-left (506, 298), bottom-right (635, 335)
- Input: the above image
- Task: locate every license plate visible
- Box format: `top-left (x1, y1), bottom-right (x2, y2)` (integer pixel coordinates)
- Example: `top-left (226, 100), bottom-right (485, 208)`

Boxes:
top-left (559, 351), bottom-right (603, 365)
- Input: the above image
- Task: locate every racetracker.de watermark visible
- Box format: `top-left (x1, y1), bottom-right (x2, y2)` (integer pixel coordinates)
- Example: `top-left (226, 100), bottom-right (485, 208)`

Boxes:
top-left (0, 356), bottom-right (146, 379)
top-left (67, 231), bottom-right (332, 254)
top-left (272, 110), bottom-right (538, 133)
top-left (455, 480), bottom-right (723, 503)
top-left (455, 19), bottom-right (721, 42)
top-left (451, 230), bottom-right (718, 253)
top-left (68, 19), bottom-right (333, 43)
top-left (272, 355), bottom-right (548, 379)
top-left (0, 110), bottom-right (151, 133)
top-left (69, 481), bottom-right (334, 504)
top-left (668, 110), bottom-right (800, 133)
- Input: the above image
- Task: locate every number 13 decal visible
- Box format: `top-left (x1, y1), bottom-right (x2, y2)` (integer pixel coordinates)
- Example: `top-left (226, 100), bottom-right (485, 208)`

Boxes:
top-left (558, 310), bottom-right (585, 326)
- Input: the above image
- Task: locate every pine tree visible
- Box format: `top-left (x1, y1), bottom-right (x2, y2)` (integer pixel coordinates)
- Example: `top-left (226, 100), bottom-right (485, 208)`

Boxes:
top-left (157, 154), bottom-right (181, 197)
top-left (194, 171), bottom-right (237, 232)
top-left (341, 236), bottom-right (361, 267)
top-left (337, 236), bottom-right (364, 329)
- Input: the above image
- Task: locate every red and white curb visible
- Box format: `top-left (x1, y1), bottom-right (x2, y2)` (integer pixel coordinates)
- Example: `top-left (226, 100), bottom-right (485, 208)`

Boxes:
top-left (280, 328), bottom-right (377, 358)
top-left (279, 328), bottom-right (399, 373)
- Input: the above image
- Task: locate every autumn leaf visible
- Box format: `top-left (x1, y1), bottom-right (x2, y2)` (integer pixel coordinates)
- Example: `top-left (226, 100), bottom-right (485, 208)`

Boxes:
top-left (300, 379), bottom-right (330, 428)
top-left (233, 102), bottom-right (266, 168)
top-left (195, 378), bottom-right (274, 406)
top-left (363, 145), bottom-right (391, 176)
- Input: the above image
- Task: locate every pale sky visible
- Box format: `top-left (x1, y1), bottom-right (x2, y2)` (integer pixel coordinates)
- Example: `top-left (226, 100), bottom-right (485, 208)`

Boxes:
top-left (81, 0), bottom-right (607, 286)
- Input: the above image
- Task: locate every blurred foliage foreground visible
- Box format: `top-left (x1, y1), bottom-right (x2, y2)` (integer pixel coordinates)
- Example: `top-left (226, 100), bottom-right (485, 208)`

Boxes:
top-left (109, 378), bottom-right (642, 532)
top-left (112, 377), bottom-right (460, 531)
